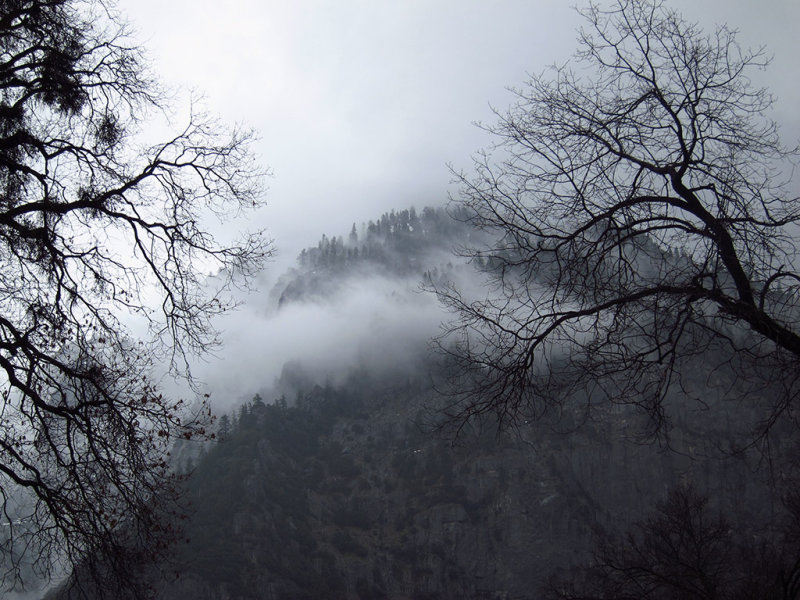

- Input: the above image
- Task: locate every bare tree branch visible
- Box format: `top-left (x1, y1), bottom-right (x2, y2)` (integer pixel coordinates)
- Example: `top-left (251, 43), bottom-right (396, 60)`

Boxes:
top-left (0, 0), bottom-right (272, 595)
top-left (432, 0), bottom-right (800, 442)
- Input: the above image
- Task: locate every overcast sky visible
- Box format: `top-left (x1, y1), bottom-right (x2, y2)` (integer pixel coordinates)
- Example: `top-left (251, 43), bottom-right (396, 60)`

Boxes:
top-left (121, 0), bottom-right (800, 259)
top-left (116, 1), bottom-right (800, 406)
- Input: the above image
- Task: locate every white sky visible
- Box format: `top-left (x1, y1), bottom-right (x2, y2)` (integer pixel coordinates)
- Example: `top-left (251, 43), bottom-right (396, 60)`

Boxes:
top-left (117, 0), bottom-right (800, 405)
top-left (120, 0), bottom-right (800, 260)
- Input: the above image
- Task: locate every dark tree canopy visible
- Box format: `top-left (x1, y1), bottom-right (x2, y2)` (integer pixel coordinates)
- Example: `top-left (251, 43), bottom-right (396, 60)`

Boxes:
top-left (547, 484), bottom-right (800, 600)
top-left (435, 0), bottom-right (800, 440)
top-left (0, 0), bottom-right (270, 595)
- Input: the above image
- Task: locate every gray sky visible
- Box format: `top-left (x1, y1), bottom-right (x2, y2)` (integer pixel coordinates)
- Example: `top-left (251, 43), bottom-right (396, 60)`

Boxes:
top-left (118, 0), bottom-right (800, 406)
top-left (120, 0), bottom-right (800, 259)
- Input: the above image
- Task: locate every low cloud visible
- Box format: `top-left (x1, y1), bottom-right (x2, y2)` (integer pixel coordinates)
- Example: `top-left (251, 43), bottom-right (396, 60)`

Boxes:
top-left (186, 268), bottom-right (449, 414)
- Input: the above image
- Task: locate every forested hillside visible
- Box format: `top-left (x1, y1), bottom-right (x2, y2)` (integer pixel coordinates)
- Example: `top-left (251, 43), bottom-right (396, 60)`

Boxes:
top-left (124, 207), bottom-right (796, 600)
top-left (156, 376), bottom-right (791, 599)
top-left (271, 206), bottom-right (477, 308)
top-left (14, 1), bottom-right (800, 598)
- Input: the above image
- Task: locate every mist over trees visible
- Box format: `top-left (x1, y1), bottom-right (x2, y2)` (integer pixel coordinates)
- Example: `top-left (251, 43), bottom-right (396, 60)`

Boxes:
top-left (434, 0), bottom-right (800, 446)
top-left (0, 0), bottom-right (269, 595)
top-left (278, 206), bottom-right (476, 306)
top-left (103, 214), bottom-right (800, 599)
top-left (427, 0), bottom-right (800, 595)
top-left (3, 0), bottom-right (799, 597)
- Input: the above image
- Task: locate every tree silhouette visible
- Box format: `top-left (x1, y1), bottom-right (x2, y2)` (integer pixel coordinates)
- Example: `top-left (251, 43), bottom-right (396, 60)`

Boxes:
top-left (0, 0), bottom-right (270, 595)
top-left (547, 484), bottom-right (800, 600)
top-left (434, 0), bottom-right (800, 440)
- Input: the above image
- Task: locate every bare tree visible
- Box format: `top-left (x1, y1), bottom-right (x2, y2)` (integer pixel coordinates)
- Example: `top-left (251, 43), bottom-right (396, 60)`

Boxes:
top-left (0, 0), bottom-right (271, 595)
top-left (434, 0), bottom-right (800, 439)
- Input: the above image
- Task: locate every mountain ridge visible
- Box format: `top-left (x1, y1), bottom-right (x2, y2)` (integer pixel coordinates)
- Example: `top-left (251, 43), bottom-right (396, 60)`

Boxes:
top-left (51, 204), bottom-right (797, 600)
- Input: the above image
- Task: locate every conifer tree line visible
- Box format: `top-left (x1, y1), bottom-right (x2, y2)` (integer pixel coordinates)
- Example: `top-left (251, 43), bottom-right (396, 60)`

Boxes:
top-left (297, 205), bottom-right (472, 273)
top-left (1, 0), bottom-right (800, 597)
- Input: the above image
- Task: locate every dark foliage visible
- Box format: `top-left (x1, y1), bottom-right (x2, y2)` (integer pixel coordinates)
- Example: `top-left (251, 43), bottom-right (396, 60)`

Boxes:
top-left (297, 206), bottom-right (473, 273)
top-left (548, 484), bottom-right (800, 600)
top-left (99, 208), bottom-right (795, 600)
top-left (0, 0), bottom-right (270, 595)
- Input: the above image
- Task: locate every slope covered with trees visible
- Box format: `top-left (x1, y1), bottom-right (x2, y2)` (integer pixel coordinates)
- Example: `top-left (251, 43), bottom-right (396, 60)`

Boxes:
top-left (272, 205), bottom-right (477, 308)
top-left (154, 363), bottom-right (796, 599)
top-left (134, 208), bottom-right (798, 600)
